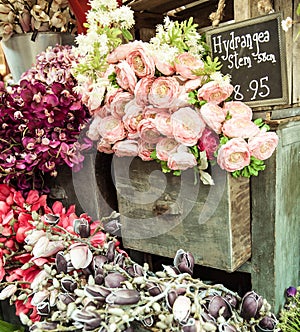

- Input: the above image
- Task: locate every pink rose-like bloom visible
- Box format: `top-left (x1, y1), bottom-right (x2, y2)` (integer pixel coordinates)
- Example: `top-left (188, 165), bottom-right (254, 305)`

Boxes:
top-left (134, 77), bottom-right (155, 106)
top-left (123, 100), bottom-right (144, 137)
top-left (112, 140), bottom-right (139, 157)
top-left (198, 127), bottom-right (220, 160)
top-left (126, 47), bottom-right (155, 78)
top-left (115, 60), bottom-right (138, 93)
top-left (97, 139), bottom-right (113, 154)
top-left (223, 101), bottom-right (253, 120)
top-left (156, 137), bottom-right (180, 161)
top-left (138, 140), bottom-right (155, 161)
top-left (154, 56), bottom-right (175, 76)
top-left (248, 131), bottom-right (279, 160)
top-left (171, 107), bottom-right (206, 146)
top-left (137, 118), bottom-right (162, 144)
top-left (167, 150), bottom-right (197, 171)
top-left (222, 118), bottom-right (260, 139)
top-left (155, 112), bottom-right (173, 137)
top-left (110, 91), bottom-right (134, 119)
top-left (175, 53), bottom-right (204, 80)
top-left (217, 138), bottom-right (251, 172)
top-left (148, 76), bottom-right (180, 108)
top-left (200, 102), bottom-right (227, 134)
top-left (197, 80), bottom-right (234, 104)
top-left (107, 41), bottom-right (144, 63)
top-left (184, 77), bottom-right (203, 92)
top-left (98, 116), bottom-right (127, 144)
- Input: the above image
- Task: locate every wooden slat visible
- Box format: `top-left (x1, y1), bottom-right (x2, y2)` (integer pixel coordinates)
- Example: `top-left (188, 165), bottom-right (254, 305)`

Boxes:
top-left (126, 0), bottom-right (206, 14)
top-left (292, 2), bottom-right (300, 105)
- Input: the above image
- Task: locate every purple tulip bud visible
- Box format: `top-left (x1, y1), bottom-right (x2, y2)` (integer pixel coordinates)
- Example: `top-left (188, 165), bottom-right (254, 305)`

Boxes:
top-left (104, 272), bottom-right (127, 288)
top-left (126, 263), bottom-right (144, 277)
top-left (61, 278), bottom-right (77, 293)
top-left (36, 301), bottom-right (50, 316)
top-left (30, 322), bottom-right (58, 331)
top-left (240, 291), bottom-right (263, 321)
top-left (59, 293), bottom-right (76, 305)
top-left (166, 289), bottom-right (178, 310)
top-left (207, 295), bottom-right (232, 319)
top-left (173, 249), bottom-right (194, 275)
top-left (102, 219), bottom-right (121, 236)
top-left (73, 218), bottom-right (90, 238)
top-left (145, 282), bottom-right (164, 296)
top-left (55, 251), bottom-right (68, 274)
top-left (106, 289), bottom-right (140, 305)
top-left (83, 317), bottom-right (102, 331)
top-left (44, 213), bottom-right (60, 224)
top-left (286, 286), bottom-right (297, 297)
top-left (93, 255), bottom-right (108, 270)
top-left (106, 241), bottom-right (116, 262)
top-left (257, 315), bottom-right (277, 331)
top-left (84, 285), bottom-right (111, 301)
top-left (141, 316), bottom-right (154, 327)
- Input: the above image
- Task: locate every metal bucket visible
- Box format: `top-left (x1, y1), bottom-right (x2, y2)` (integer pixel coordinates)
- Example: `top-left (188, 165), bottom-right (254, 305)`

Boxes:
top-left (1, 32), bottom-right (75, 82)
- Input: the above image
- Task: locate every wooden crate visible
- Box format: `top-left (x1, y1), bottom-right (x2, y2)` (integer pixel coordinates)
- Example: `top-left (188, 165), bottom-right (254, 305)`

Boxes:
top-left (113, 157), bottom-right (251, 272)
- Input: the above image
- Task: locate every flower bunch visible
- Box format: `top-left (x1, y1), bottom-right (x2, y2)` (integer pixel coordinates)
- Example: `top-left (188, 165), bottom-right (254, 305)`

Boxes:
top-left (73, 0), bottom-right (279, 185)
top-left (0, 184), bottom-right (279, 332)
top-left (0, 44), bottom-right (92, 194)
top-left (278, 286), bottom-right (300, 331)
top-left (0, 0), bottom-right (77, 41)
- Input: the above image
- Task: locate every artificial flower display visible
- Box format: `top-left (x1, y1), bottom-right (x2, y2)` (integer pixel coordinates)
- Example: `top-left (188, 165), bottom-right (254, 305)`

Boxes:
top-left (278, 286), bottom-right (300, 331)
top-left (73, 0), bottom-right (279, 185)
top-left (0, 184), bottom-right (279, 332)
top-left (0, 44), bottom-right (92, 194)
top-left (0, 0), bottom-right (77, 41)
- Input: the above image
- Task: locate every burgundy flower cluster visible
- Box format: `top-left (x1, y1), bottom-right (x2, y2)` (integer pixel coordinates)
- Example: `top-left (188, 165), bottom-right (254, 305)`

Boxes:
top-left (0, 45), bottom-right (92, 194)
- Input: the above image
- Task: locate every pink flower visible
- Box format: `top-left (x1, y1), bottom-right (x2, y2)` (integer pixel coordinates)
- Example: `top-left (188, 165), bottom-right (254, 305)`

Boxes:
top-left (217, 138), bottom-right (251, 172)
top-left (115, 61), bottom-right (137, 93)
top-left (134, 77), bottom-right (155, 106)
top-left (171, 107), bottom-right (206, 146)
top-left (110, 92), bottom-right (134, 119)
top-left (248, 131), bottom-right (279, 160)
top-left (98, 116), bottom-right (127, 144)
top-left (222, 118), bottom-right (260, 139)
top-left (112, 140), bottom-right (139, 157)
top-left (184, 78), bottom-right (203, 92)
top-left (156, 138), bottom-right (180, 161)
top-left (126, 47), bottom-right (156, 78)
top-left (148, 77), bottom-right (180, 108)
top-left (87, 115), bottom-right (103, 141)
top-left (137, 118), bottom-right (162, 144)
top-left (107, 41), bottom-right (144, 63)
top-left (90, 231), bottom-right (107, 247)
top-left (97, 139), bottom-right (113, 154)
top-left (200, 102), bottom-right (226, 134)
top-left (174, 53), bottom-right (204, 80)
top-left (154, 112), bottom-right (173, 137)
top-left (167, 150), bottom-right (197, 170)
top-left (154, 57), bottom-right (175, 76)
top-left (138, 140), bottom-right (155, 161)
top-left (123, 100), bottom-right (144, 137)
top-left (197, 81), bottom-right (234, 104)
top-left (223, 101), bottom-right (253, 120)
top-left (69, 243), bottom-right (93, 269)
top-left (198, 128), bottom-right (220, 160)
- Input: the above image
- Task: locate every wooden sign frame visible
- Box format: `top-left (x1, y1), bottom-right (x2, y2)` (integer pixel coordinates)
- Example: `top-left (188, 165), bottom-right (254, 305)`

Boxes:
top-left (206, 12), bottom-right (288, 107)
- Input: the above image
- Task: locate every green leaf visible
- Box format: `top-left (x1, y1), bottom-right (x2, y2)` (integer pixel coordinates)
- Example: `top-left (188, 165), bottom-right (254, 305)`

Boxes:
top-left (297, 3), bottom-right (300, 16)
top-left (0, 320), bottom-right (24, 332)
top-left (121, 28), bottom-right (133, 41)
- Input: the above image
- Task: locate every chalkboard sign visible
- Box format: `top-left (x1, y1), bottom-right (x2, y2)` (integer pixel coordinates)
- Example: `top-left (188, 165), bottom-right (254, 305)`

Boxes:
top-left (206, 13), bottom-right (288, 107)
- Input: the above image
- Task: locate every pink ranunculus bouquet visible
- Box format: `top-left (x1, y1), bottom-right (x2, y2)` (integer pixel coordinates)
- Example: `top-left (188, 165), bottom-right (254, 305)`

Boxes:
top-left (72, 0), bottom-right (279, 184)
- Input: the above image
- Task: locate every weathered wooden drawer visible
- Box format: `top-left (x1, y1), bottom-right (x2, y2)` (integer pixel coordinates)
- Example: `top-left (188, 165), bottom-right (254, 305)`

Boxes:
top-left (113, 157), bottom-right (251, 272)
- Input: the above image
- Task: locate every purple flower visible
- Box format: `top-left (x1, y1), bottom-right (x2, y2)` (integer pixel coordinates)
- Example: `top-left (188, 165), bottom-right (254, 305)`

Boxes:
top-left (286, 286), bottom-right (297, 297)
